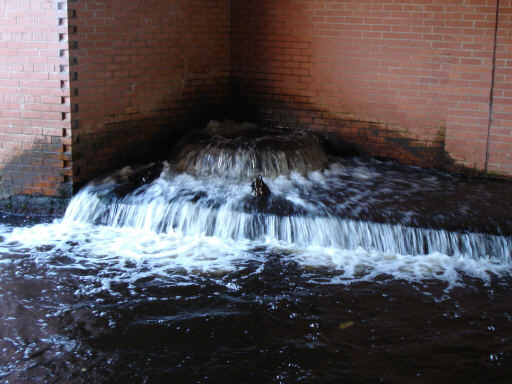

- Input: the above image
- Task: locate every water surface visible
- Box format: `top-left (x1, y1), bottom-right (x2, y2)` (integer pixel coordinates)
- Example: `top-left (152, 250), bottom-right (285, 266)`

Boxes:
top-left (1, 123), bottom-right (512, 383)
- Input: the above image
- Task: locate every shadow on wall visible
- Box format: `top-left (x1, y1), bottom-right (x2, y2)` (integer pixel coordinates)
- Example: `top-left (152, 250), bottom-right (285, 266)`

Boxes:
top-left (0, 137), bottom-right (72, 198)
top-left (72, 95), bottom-right (230, 191)
top-left (0, 95), bottom-right (225, 213)
top-left (230, 90), bottom-right (492, 177)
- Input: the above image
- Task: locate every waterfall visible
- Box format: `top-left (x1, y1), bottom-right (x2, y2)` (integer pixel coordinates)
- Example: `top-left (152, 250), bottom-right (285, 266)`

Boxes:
top-left (2, 120), bottom-right (510, 285)
top-left (64, 181), bottom-right (511, 262)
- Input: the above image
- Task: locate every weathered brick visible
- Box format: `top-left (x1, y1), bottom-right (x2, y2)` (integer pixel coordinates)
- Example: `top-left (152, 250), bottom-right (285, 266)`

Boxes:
top-left (0, 0), bottom-right (71, 197)
top-left (3, 0), bottom-right (512, 199)
top-left (232, 0), bottom-right (510, 176)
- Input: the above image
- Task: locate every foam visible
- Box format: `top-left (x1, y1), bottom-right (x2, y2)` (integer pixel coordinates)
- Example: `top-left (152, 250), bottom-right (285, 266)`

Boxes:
top-left (0, 215), bottom-right (510, 293)
top-left (271, 242), bottom-right (510, 288)
top-left (0, 152), bottom-right (510, 291)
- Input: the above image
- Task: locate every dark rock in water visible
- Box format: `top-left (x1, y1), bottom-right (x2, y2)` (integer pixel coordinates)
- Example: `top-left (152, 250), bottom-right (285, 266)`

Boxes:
top-left (128, 162), bottom-right (164, 187)
top-left (251, 175), bottom-right (271, 198)
top-left (106, 162), bottom-right (164, 198)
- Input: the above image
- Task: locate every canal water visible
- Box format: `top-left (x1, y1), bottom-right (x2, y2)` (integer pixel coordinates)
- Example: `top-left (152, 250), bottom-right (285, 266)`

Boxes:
top-left (1, 122), bottom-right (511, 383)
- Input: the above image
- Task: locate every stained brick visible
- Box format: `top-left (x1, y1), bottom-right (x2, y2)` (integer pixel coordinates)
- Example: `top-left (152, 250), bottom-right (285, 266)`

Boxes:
top-left (232, 0), bottom-right (510, 176)
top-left (68, 0), bottom-right (231, 188)
top-left (2, 0), bottom-right (512, 198)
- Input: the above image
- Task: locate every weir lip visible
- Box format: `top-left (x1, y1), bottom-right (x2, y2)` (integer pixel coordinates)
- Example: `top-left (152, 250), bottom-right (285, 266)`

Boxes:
top-left (170, 120), bottom-right (328, 180)
top-left (79, 119), bottom-right (512, 239)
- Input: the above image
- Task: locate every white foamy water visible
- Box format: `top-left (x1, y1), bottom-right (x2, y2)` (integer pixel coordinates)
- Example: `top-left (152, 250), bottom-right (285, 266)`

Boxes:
top-left (1, 121), bottom-right (511, 289)
top-left (0, 160), bottom-right (510, 290)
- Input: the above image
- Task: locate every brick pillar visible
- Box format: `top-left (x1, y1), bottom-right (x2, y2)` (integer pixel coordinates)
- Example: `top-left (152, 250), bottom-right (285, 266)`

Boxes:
top-left (0, 0), bottom-right (72, 197)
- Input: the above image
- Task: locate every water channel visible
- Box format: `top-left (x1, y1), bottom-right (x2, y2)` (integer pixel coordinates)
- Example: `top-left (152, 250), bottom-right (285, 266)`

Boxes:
top-left (1, 121), bottom-right (511, 383)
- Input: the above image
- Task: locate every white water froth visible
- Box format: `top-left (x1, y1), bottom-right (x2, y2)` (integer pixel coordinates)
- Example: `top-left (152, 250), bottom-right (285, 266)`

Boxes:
top-left (0, 163), bottom-right (511, 289)
top-left (0, 222), bottom-right (257, 294)
top-left (0, 221), bottom-right (509, 291)
top-left (63, 168), bottom-right (512, 261)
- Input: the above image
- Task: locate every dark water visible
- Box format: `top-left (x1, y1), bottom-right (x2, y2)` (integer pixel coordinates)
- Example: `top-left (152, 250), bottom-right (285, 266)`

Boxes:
top-left (0, 242), bottom-right (511, 383)
top-left (1, 122), bottom-right (512, 383)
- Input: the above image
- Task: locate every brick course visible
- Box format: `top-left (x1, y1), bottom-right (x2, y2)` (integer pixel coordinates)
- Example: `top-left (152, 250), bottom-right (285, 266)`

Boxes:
top-left (1, 0), bottom-right (512, 197)
top-left (232, 0), bottom-right (512, 175)
top-left (68, 0), bottom-right (231, 186)
top-left (0, 0), bottom-right (71, 197)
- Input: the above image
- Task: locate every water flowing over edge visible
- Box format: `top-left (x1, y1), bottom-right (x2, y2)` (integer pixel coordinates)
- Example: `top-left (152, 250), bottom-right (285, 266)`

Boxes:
top-left (171, 120), bottom-right (328, 180)
top-left (63, 182), bottom-right (512, 263)
top-left (1, 117), bottom-right (511, 289)
top-left (0, 163), bottom-right (509, 290)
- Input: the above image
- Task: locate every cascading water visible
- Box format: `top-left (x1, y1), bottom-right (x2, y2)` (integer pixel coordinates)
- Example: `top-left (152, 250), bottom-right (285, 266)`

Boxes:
top-left (171, 121), bottom-right (328, 179)
top-left (48, 120), bottom-right (510, 283)
top-left (64, 165), bottom-right (511, 262)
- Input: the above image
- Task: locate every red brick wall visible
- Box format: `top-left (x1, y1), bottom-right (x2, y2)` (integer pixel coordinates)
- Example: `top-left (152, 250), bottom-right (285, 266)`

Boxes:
top-left (0, 0), bottom-right (71, 196)
top-left (488, 0), bottom-right (512, 175)
top-left (3, 0), bottom-right (512, 198)
top-left (232, 0), bottom-right (510, 175)
top-left (69, 0), bottom-right (231, 185)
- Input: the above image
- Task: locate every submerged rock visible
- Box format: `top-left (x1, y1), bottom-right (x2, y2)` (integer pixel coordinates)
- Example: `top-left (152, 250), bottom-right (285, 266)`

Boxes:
top-left (251, 175), bottom-right (271, 198)
top-left (99, 162), bottom-right (164, 198)
top-left (128, 162), bottom-right (164, 187)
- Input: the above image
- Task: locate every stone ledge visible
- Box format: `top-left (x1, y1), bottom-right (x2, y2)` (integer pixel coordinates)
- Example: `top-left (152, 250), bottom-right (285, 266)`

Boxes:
top-left (0, 195), bottom-right (70, 219)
